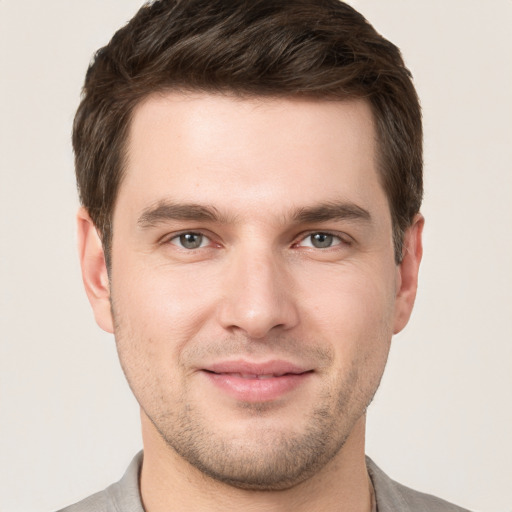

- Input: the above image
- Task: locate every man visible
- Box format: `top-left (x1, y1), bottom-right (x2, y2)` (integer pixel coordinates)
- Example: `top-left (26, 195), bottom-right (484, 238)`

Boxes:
top-left (61, 0), bottom-right (469, 511)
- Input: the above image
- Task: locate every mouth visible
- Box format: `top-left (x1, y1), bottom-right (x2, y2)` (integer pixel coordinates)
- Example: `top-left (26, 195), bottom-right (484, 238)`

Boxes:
top-left (205, 372), bottom-right (297, 379)
top-left (200, 360), bottom-right (313, 402)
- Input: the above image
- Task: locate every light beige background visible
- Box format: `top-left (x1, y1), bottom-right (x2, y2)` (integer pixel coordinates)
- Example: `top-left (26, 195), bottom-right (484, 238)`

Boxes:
top-left (1, 1), bottom-right (511, 511)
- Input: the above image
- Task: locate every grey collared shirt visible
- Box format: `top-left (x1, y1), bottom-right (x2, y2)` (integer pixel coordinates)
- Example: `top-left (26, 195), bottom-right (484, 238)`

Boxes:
top-left (57, 452), bottom-right (471, 512)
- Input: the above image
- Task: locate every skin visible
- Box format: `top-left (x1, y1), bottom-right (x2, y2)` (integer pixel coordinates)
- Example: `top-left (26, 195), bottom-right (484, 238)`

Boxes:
top-left (78, 93), bottom-right (423, 512)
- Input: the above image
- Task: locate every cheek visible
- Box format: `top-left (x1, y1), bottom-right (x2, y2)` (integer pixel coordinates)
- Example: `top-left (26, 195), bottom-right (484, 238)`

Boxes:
top-left (108, 262), bottom-right (214, 398)
top-left (111, 259), bottom-right (219, 347)
top-left (300, 264), bottom-right (396, 362)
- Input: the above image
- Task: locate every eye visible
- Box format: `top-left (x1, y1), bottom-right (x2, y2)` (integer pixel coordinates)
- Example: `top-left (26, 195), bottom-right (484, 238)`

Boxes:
top-left (170, 232), bottom-right (210, 250)
top-left (297, 232), bottom-right (344, 249)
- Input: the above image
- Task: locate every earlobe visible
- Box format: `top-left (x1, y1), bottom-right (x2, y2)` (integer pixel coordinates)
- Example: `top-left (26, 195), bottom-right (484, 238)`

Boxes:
top-left (77, 207), bottom-right (114, 333)
top-left (393, 214), bottom-right (424, 334)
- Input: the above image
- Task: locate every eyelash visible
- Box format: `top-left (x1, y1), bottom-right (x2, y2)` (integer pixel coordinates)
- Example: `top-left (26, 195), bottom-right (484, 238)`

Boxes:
top-left (167, 231), bottom-right (214, 250)
top-left (294, 231), bottom-right (348, 249)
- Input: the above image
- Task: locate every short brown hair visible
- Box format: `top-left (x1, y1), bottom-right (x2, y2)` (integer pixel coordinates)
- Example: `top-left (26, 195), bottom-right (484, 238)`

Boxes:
top-left (73, 0), bottom-right (422, 266)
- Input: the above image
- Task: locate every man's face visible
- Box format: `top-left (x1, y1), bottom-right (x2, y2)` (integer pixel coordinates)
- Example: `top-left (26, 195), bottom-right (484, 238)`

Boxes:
top-left (83, 93), bottom-right (421, 490)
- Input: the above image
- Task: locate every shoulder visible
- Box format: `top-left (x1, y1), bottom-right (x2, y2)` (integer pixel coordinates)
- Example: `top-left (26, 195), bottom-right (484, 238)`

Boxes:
top-left (366, 457), bottom-right (472, 512)
top-left (56, 452), bottom-right (144, 512)
top-left (56, 487), bottom-right (116, 512)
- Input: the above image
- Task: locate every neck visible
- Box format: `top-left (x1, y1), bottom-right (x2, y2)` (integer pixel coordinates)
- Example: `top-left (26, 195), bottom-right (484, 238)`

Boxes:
top-left (140, 413), bottom-right (372, 512)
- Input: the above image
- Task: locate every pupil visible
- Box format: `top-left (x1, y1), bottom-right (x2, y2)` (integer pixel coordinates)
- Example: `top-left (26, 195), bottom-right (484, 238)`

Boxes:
top-left (312, 233), bottom-right (333, 248)
top-left (180, 233), bottom-right (202, 249)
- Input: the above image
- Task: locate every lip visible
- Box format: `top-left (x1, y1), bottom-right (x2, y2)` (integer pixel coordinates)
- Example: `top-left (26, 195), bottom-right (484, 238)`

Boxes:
top-left (201, 360), bottom-right (313, 402)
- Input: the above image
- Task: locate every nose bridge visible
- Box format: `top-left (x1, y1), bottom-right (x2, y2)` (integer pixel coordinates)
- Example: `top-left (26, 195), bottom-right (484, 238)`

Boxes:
top-left (218, 241), bottom-right (299, 338)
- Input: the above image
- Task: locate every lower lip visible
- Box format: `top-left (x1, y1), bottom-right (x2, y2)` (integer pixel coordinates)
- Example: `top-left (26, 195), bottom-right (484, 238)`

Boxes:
top-left (203, 371), bottom-right (312, 402)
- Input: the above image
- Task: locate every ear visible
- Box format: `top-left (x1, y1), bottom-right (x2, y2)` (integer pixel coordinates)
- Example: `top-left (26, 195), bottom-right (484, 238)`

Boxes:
top-left (77, 207), bottom-right (114, 333)
top-left (393, 214), bottom-right (424, 334)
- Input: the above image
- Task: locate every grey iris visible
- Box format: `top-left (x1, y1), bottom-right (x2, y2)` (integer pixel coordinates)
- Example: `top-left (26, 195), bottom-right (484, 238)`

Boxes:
top-left (180, 233), bottom-right (203, 249)
top-left (311, 233), bottom-right (333, 248)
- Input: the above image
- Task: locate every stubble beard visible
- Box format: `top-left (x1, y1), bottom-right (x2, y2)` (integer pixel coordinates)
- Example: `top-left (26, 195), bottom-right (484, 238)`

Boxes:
top-left (112, 303), bottom-right (388, 491)
top-left (143, 363), bottom-right (378, 491)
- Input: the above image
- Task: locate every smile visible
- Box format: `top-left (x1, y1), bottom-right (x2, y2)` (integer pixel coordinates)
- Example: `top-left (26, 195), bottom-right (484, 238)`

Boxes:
top-left (201, 361), bottom-right (313, 402)
top-left (208, 372), bottom-right (293, 379)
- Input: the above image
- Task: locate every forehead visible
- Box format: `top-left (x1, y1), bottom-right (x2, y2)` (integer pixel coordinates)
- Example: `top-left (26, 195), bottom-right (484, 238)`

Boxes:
top-left (118, 92), bottom-right (386, 223)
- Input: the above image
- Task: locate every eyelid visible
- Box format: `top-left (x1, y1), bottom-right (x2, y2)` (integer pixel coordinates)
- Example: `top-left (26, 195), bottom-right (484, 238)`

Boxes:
top-left (294, 230), bottom-right (352, 248)
top-left (173, 233), bottom-right (209, 249)
top-left (161, 229), bottom-right (218, 248)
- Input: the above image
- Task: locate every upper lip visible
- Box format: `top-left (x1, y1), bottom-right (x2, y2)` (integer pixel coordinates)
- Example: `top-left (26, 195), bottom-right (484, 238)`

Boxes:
top-left (203, 360), bottom-right (312, 377)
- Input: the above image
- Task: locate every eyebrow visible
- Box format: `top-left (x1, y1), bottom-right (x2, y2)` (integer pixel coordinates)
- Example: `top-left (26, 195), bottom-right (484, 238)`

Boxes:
top-left (291, 201), bottom-right (371, 225)
top-left (137, 201), bottom-right (233, 228)
top-left (137, 199), bottom-right (372, 229)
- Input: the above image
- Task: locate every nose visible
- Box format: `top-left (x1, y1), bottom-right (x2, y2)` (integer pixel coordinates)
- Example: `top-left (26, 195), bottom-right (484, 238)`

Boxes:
top-left (217, 248), bottom-right (300, 339)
